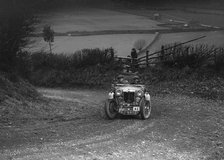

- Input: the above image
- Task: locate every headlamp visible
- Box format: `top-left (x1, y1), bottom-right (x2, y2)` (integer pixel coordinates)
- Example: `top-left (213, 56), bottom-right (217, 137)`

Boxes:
top-left (116, 90), bottom-right (122, 96)
top-left (137, 90), bottom-right (143, 97)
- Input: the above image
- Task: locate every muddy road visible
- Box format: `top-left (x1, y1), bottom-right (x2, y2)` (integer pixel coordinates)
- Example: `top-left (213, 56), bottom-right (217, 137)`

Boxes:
top-left (0, 88), bottom-right (224, 160)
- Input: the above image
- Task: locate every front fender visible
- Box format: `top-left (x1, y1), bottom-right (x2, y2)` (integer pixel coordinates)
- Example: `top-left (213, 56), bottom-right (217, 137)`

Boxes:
top-left (108, 92), bottom-right (114, 100)
top-left (145, 93), bottom-right (151, 101)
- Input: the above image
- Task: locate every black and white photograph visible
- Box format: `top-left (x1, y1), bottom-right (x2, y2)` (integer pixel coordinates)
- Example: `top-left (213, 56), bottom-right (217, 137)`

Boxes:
top-left (0, 0), bottom-right (224, 159)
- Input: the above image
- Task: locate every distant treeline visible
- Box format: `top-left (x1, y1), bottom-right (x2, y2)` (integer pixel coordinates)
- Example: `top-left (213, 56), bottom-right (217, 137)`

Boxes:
top-left (1, 0), bottom-right (223, 11)
top-left (0, 0), bottom-right (111, 10)
top-left (112, 0), bottom-right (223, 4)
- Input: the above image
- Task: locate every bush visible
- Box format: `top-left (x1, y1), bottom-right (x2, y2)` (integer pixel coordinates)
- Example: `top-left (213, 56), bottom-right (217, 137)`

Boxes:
top-left (29, 48), bottom-right (117, 87)
top-left (31, 48), bottom-right (115, 71)
top-left (31, 52), bottom-right (71, 71)
top-left (213, 48), bottom-right (224, 72)
top-left (158, 44), bottom-right (223, 70)
top-left (0, 1), bottom-right (35, 73)
top-left (16, 51), bottom-right (32, 79)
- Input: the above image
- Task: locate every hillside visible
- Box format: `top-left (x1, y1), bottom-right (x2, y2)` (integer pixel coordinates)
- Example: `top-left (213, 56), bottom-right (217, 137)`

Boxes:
top-left (0, 73), bottom-right (41, 123)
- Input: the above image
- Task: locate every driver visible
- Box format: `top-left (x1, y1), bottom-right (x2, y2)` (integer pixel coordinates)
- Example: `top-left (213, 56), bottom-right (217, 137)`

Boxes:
top-left (133, 76), bottom-right (140, 84)
top-left (119, 77), bottom-right (129, 84)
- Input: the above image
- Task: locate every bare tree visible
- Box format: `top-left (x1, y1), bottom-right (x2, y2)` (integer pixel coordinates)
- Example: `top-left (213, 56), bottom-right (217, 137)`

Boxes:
top-left (43, 25), bottom-right (54, 53)
top-left (134, 39), bottom-right (146, 51)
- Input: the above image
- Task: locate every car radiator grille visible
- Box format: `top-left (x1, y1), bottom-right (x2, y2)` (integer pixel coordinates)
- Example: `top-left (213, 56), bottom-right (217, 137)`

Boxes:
top-left (124, 92), bottom-right (135, 103)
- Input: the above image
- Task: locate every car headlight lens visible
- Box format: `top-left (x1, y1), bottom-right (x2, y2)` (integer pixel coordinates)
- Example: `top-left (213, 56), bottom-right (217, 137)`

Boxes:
top-left (137, 90), bottom-right (143, 97)
top-left (116, 89), bottom-right (122, 96)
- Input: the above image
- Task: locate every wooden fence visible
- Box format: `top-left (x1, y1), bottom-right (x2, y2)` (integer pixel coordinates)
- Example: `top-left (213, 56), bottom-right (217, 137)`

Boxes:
top-left (114, 36), bottom-right (224, 69)
top-left (137, 36), bottom-right (207, 67)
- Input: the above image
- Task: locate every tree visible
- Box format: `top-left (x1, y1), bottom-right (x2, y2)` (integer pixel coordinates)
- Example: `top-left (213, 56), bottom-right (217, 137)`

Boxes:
top-left (134, 39), bottom-right (146, 51)
top-left (0, 0), bottom-right (35, 72)
top-left (43, 25), bottom-right (54, 54)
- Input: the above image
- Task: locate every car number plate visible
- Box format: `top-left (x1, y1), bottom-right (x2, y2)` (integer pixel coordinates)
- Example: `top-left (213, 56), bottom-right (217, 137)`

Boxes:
top-left (133, 107), bottom-right (140, 111)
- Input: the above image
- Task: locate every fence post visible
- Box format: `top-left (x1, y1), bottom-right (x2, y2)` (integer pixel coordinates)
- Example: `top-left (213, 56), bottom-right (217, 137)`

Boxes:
top-left (161, 45), bottom-right (165, 61)
top-left (214, 49), bottom-right (217, 63)
top-left (146, 50), bottom-right (149, 67)
top-left (110, 48), bottom-right (114, 61)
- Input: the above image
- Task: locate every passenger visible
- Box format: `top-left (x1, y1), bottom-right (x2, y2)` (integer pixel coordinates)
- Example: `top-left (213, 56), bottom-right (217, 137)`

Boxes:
top-left (131, 48), bottom-right (138, 69)
top-left (133, 76), bottom-right (140, 84)
top-left (131, 48), bottom-right (137, 59)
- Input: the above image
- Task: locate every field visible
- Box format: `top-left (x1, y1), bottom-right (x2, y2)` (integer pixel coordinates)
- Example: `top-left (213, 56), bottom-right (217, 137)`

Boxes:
top-left (159, 9), bottom-right (224, 27)
top-left (146, 31), bottom-right (224, 54)
top-left (35, 8), bottom-right (166, 33)
top-left (29, 8), bottom-right (168, 56)
top-left (28, 34), bottom-right (155, 56)
top-left (29, 7), bottom-right (224, 57)
top-left (115, 7), bottom-right (224, 27)
top-left (29, 31), bottom-right (224, 57)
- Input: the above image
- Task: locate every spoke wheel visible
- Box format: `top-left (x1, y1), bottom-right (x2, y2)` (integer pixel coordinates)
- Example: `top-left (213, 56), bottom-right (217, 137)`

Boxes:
top-left (140, 98), bottom-right (152, 120)
top-left (104, 100), bottom-right (118, 119)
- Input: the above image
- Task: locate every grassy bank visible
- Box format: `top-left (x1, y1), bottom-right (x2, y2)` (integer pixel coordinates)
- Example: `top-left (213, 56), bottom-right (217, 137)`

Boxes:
top-left (0, 48), bottom-right (116, 123)
top-left (142, 67), bottom-right (224, 100)
top-left (0, 72), bottom-right (41, 123)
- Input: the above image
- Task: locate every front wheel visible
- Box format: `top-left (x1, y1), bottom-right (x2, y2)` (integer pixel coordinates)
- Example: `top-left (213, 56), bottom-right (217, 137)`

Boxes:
top-left (104, 100), bottom-right (118, 119)
top-left (140, 98), bottom-right (152, 120)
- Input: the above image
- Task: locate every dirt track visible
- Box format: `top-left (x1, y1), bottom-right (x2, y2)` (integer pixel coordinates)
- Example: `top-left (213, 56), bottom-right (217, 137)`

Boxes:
top-left (0, 88), bottom-right (224, 160)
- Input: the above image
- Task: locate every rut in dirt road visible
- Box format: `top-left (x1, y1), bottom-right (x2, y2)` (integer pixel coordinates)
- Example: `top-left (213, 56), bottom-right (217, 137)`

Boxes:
top-left (0, 88), bottom-right (224, 160)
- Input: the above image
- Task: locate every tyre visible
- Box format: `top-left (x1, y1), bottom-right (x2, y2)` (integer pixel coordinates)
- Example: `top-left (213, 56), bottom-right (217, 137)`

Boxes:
top-left (140, 98), bottom-right (152, 120)
top-left (104, 100), bottom-right (118, 119)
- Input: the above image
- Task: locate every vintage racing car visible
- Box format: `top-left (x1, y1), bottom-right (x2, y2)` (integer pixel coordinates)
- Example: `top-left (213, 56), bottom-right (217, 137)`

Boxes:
top-left (104, 72), bottom-right (152, 120)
